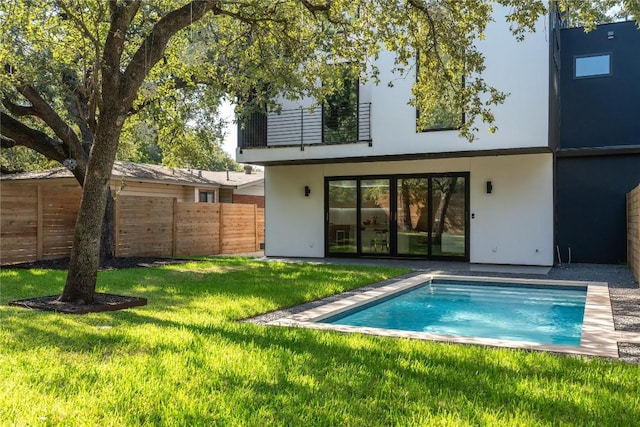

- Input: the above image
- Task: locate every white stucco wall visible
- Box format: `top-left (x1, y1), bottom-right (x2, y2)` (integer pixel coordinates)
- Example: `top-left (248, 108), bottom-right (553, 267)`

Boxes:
top-left (233, 182), bottom-right (264, 197)
top-left (264, 153), bottom-right (554, 265)
top-left (239, 5), bottom-right (550, 164)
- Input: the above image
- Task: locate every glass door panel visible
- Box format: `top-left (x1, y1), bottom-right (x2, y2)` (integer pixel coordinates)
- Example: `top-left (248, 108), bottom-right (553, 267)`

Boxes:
top-left (328, 180), bottom-right (358, 253)
top-left (360, 179), bottom-right (390, 255)
top-left (431, 177), bottom-right (466, 257)
top-left (397, 178), bottom-right (429, 255)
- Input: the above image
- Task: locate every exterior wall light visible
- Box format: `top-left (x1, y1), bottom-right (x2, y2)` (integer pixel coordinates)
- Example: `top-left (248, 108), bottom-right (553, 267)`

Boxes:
top-left (486, 181), bottom-right (493, 194)
top-left (304, 186), bottom-right (311, 197)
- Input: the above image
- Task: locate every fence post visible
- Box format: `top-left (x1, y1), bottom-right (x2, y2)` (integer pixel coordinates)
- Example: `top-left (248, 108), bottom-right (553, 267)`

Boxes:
top-left (172, 198), bottom-right (178, 258)
top-left (114, 196), bottom-right (120, 256)
top-left (218, 203), bottom-right (224, 255)
top-left (36, 185), bottom-right (43, 260)
top-left (254, 204), bottom-right (259, 251)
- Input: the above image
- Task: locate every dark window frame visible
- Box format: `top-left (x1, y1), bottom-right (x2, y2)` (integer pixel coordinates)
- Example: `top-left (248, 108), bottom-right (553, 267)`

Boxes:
top-left (321, 65), bottom-right (360, 144)
top-left (415, 52), bottom-right (465, 133)
top-left (198, 190), bottom-right (215, 203)
top-left (324, 172), bottom-right (470, 261)
top-left (573, 53), bottom-right (612, 79)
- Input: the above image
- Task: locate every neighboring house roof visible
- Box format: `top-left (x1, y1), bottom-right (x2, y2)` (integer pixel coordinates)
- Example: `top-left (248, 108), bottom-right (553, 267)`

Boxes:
top-left (0, 161), bottom-right (263, 189)
top-left (195, 169), bottom-right (264, 189)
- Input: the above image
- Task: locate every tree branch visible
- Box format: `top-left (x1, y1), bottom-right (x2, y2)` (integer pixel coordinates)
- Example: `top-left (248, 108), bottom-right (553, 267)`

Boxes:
top-left (14, 82), bottom-right (87, 165)
top-left (120, 1), bottom-right (218, 107)
top-left (1, 98), bottom-right (39, 118)
top-left (55, 0), bottom-right (100, 48)
top-left (298, 0), bottom-right (332, 15)
top-left (1, 136), bottom-right (17, 148)
top-left (0, 112), bottom-right (67, 164)
top-left (102, 0), bottom-right (142, 105)
top-left (61, 70), bottom-right (94, 148)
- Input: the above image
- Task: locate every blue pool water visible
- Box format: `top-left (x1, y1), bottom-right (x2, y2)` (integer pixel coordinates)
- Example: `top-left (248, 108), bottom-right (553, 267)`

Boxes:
top-left (322, 280), bottom-right (587, 346)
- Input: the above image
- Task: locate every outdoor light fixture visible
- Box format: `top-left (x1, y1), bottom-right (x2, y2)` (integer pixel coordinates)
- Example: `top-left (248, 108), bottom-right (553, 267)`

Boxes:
top-left (486, 181), bottom-right (493, 194)
top-left (304, 186), bottom-right (311, 197)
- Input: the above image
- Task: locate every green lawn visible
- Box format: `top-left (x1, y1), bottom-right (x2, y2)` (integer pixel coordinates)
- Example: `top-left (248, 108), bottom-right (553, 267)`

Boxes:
top-left (1, 258), bottom-right (639, 426)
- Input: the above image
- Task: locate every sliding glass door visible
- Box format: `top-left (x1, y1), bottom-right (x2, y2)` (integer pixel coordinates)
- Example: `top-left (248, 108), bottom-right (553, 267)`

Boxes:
top-left (431, 177), bottom-right (466, 257)
top-left (397, 178), bottom-right (429, 255)
top-left (326, 173), bottom-right (468, 259)
top-left (361, 179), bottom-right (391, 255)
top-left (327, 180), bottom-right (358, 254)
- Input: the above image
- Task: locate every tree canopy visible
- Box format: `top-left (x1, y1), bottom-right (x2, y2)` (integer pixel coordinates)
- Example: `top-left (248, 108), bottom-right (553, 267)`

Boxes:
top-left (2, 1), bottom-right (638, 154)
top-left (0, 0), bottom-right (637, 304)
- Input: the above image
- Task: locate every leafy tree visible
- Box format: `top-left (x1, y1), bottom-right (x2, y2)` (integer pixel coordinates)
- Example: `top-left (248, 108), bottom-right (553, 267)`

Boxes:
top-left (117, 87), bottom-right (242, 171)
top-left (1, 0), bottom-right (637, 305)
top-left (0, 145), bottom-right (58, 173)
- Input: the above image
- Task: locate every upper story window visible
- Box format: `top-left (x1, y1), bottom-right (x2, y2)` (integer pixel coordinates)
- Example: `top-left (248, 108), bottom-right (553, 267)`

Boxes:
top-left (323, 65), bottom-right (359, 143)
top-left (574, 53), bottom-right (611, 78)
top-left (415, 53), bottom-right (464, 132)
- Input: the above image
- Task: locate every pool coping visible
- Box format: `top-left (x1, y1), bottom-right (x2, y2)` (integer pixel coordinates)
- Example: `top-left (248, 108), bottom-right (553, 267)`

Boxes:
top-left (267, 274), bottom-right (622, 358)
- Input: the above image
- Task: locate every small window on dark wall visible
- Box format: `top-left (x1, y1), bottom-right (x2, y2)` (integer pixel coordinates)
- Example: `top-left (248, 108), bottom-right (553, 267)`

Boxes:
top-left (574, 54), bottom-right (611, 78)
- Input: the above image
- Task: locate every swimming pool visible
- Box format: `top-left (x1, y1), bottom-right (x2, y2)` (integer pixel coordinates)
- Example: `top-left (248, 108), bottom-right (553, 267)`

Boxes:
top-left (270, 274), bottom-right (617, 357)
top-left (321, 280), bottom-right (587, 346)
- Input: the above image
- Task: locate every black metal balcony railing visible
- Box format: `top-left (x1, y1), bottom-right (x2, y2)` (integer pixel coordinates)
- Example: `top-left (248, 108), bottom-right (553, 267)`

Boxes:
top-left (238, 102), bottom-right (371, 150)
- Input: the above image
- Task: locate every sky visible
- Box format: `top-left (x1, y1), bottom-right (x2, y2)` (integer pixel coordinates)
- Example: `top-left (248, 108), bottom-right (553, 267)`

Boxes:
top-left (219, 99), bottom-right (237, 158)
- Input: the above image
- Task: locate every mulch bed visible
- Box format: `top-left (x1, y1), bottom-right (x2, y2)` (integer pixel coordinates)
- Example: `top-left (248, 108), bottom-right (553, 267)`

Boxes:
top-left (9, 293), bottom-right (147, 314)
top-left (6, 257), bottom-right (190, 314)
top-left (7, 256), bottom-right (191, 271)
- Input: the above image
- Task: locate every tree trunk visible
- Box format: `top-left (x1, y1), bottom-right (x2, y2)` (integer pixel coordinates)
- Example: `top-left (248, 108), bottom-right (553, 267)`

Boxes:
top-left (433, 178), bottom-right (458, 245)
top-left (101, 189), bottom-right (115, 260)
top-left (59, 119), bottom-right (123, 304)
top-left (401, 181), bottom-right (413, 230)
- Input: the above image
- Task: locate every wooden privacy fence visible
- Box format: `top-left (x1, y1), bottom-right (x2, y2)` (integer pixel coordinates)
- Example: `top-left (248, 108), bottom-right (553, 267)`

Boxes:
top-left (1, 184), bottom-right (82, 265)
top-left (1, 186), bottom-right (264, 265)
top-left (628, 184), bottom-right (640, 283)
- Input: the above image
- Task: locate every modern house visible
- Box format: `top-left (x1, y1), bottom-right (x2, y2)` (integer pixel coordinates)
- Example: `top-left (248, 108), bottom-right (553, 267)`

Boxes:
top-left (235, 8), bottom-right (639, 266)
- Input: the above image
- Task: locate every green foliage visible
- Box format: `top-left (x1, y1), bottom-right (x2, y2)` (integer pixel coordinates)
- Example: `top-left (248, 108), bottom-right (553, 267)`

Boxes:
top-left (1, 0), bottom-right (638, 157)
top-left (0, 145), bottom-right (58, 173)
top-left (118, 89), bottom-right (242, 171)
top-left (556, 0), bottom-right (640, 30)
top-left (1, 259), bottom-right (639, 425)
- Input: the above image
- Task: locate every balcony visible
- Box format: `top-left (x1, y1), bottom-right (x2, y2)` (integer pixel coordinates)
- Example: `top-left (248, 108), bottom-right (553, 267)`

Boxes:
top-left (238, 102), bottom-right (371, 150)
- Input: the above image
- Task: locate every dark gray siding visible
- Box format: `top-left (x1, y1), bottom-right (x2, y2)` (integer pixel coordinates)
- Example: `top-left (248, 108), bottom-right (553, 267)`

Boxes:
top-left (560, 21), bottom-right (640, 149)
top-left (556, 21), bottom-right (640, 264)
top-left (556, 155), bottom-right (640, 263)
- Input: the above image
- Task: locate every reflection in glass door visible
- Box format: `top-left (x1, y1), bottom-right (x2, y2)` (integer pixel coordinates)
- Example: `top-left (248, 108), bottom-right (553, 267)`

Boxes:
top-left (360, 179), bottom-right (390, 255)
top-left (327, 180), bottom-right (357, 254)
top-left (397, 178), bottom-right (429, 255)
top-left (326, 174), bottom-right (468, 259)
top-left (431, 177), bottom-right (466, 257)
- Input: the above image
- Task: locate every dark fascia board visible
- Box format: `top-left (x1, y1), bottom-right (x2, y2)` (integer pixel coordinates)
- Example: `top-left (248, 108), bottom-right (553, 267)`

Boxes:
top-left (556, 145), bottom-right (640, 158)
top-left (244, 146), bottom-right (553, 167)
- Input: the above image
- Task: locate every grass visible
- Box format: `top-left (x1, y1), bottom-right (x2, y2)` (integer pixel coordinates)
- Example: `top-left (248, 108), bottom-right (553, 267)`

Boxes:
top-left (1, 258), bottom-right (639, 426)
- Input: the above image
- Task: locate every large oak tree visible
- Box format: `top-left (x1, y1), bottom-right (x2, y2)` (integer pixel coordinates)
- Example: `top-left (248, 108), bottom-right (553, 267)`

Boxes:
top-left (1, 0), bottom-right (637, 304)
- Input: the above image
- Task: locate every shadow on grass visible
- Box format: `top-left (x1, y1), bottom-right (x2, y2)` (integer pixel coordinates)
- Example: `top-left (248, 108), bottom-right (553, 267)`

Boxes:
top-left (3, 301), bottom-right (639, 425)
top-left (3, 261), bottom-right (639, 425)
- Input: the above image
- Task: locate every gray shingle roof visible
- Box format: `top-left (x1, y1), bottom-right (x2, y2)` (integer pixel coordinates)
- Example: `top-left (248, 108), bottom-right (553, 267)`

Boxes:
top-left (0, 161), bottom-right (263, 189)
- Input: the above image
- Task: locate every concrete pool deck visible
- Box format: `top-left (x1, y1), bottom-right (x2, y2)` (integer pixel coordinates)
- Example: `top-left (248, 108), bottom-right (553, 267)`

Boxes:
top-left (248, 257), bottom-right (640, 362)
